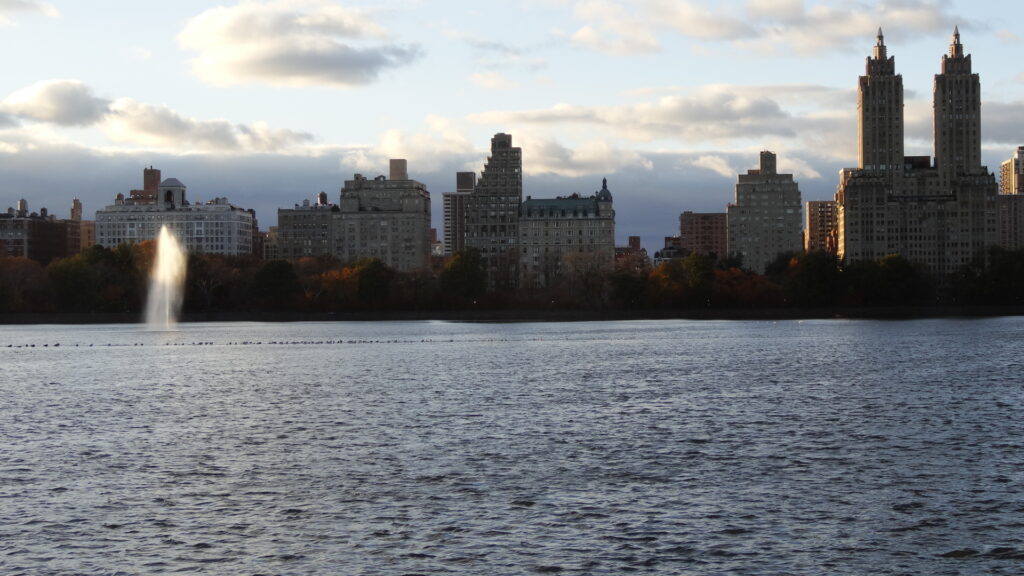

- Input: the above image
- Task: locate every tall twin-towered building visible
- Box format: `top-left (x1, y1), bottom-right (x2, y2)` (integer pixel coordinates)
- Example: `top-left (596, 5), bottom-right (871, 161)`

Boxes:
top-left (837, 28), bottom-right (998, 274)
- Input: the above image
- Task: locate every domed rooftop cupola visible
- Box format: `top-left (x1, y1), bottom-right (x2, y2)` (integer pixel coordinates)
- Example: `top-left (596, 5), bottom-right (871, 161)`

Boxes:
top-left (159, 177), bottom-right (187, 208)
top-left (596, 177), bottom-right (613, 201)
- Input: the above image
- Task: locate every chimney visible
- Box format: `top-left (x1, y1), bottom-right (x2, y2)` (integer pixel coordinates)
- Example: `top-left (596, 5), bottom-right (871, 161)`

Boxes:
top-left (760, 151), bottom-right (777, 175)
top-left (144, 166), bottom-right (161, 194)
top-left (389, 159), bottom-right (408, 180)
top-left (456, 171), bottom-right (476, 193)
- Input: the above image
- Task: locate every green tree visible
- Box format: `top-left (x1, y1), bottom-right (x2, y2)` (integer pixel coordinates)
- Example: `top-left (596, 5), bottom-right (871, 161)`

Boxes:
top-left (249, 259), bottom-right (302, 311)
top-left (440, 249), bottom-right (486, 305)
top-left (0, 257), bottom-right (54, 313)
top-left (781, 251), bottom-right (840, 307)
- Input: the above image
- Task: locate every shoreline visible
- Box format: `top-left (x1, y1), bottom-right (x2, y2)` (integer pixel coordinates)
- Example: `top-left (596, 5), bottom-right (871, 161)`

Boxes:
top-left (2, 305), bottom-right (1023, 325)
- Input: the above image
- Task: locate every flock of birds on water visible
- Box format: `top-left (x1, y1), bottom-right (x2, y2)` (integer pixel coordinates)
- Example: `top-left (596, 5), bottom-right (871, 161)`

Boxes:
top-left (2, 338), bottom-right (513, 349)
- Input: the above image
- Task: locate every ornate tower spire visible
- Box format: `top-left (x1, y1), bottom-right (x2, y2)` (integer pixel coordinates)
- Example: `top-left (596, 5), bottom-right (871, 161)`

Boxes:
top-left (949, 26), bottom-right (963, 58)
top-left (859, 29), bottom-right (903, 173)
top-left (935, 27), bottom-right (981, 176)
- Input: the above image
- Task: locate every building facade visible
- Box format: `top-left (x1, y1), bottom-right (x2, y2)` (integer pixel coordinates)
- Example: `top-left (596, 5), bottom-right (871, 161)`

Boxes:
top-left (997, 147), bottom-right (1024, 249)
top-left (836, 29), bottom-right (998, 275)
top-left (1001, 146), bottom-right (1024, 196)
top-left (727, 151), bottom-right (802, 273)
top-left (96, 173), bottom-right (255, 256)
top-left (442, 171), bottom-right (475, 256)
top-left (679, 211), bottom-right (727, 260)
top-left (465, 133), bottom-right (523, 289)
top-left (804, 200), bottom-right (838, 253)
top-left (336, 159), bottom-right (431, 272)
top-left (0, 201), bottom-right (69, 264)
top-left (518, 179), bottom-right (615, 288)
top-left (275, 192), bottom-right (340, 260)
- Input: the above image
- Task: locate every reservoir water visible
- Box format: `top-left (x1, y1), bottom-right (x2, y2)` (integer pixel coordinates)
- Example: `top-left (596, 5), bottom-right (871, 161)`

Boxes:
top-left (1, 318), bottom-right (1022, 575)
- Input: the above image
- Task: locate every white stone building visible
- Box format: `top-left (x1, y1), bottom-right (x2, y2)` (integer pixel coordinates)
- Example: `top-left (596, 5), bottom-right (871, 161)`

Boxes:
top-left (96, 177), bottom-right (255, 256)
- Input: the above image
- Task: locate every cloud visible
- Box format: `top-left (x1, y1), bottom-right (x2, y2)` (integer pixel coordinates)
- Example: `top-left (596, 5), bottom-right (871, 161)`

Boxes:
top-left (566, 0), bottom-right (973, 57)
top-left (441, 26), bottom-right (547, 71)
top-left (0, 111), bottom-right (17, 128)
top-left (521, 137), bottom-right (654, 177)
top-left (742, 0), bottom-right (974, 55)
top-left (469, 85), bottom-right (805, 143)
top-left (570, 0), bottom-right (660, 54)
top-left (981, 101), bottom-right (1024, 146)
top-left (470, 72), bottom-right (519, 90)
top-left (997, 30), bottom-right (1022, 43)
top-left (128, 46), bottom-right (153, 60)
top-left (691, 155), bottom-right (734, 178)
top-left (2, 80), bottom-right (110, 126)
top-left (648, 0), bottom-right (752, 40)
top-left (0, 0), bottom-right (59, 23)
top-left (102, 99), bottom-right (314, 153)
top-left (780, 155), bottom-right (822, 180)
top-left (178, 0), bottom-right (421, 87)
top-left (341, 116), bottom-right (478, 174)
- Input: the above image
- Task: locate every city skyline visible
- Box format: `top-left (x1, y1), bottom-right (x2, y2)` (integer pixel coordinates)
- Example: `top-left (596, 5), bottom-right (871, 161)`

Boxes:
top-left (2, 1), bottom-right (1023, 246)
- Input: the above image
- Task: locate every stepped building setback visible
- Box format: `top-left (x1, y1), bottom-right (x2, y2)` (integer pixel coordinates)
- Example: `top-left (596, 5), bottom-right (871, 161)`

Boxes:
top-left (465, 133), bottom-right (523, 289)
top-left (451, 133), bottom-right (616, 289)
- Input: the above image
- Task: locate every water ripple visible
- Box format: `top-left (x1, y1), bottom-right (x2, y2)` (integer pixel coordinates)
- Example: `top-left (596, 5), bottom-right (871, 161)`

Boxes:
top-left (1, 318), bottom-right (1022, 575)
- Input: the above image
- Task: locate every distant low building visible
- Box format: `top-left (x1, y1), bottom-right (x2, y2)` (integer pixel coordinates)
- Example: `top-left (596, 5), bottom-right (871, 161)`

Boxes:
top-left (442, 171), bottom-right (475, 256)
top-left (652, 236), bottom-right (686, 266)
top-left (679, 211), bottom-right (727, 260)
top-left (804, 200), bottom-right (838, 253)
top-left (1000, 146), bottom-right (1024, 196)
top-left (276, 192), bottom-right (339, 260)
top-left (615, 236), bottom-right (649, 272)
top-left (0, 200), bottom-right (69, 264)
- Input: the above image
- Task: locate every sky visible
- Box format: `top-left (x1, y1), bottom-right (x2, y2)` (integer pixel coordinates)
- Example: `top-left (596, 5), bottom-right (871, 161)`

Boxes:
top-left (1, 0), bottom-right (1023, 248)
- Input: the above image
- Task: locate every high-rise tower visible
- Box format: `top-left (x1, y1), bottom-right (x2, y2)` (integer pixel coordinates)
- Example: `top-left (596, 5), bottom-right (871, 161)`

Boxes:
top-left (859, 28), bottom-right (904, 175)
top-left (934, 27), bottom-right (983, 179)
top-left (465, 133), bottom-right (523, 288)
top-left (726, 151), bottom-right (802, 273)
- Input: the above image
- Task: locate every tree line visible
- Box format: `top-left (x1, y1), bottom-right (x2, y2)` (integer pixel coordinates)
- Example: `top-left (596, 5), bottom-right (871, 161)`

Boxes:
top-left (2, 244), bottom-right (1024, 315)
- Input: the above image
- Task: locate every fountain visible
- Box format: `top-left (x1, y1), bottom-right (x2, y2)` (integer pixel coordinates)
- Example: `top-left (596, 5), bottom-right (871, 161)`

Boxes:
top-left (145, 225), bottom-right (186, 330)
